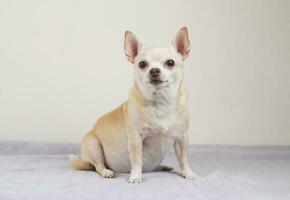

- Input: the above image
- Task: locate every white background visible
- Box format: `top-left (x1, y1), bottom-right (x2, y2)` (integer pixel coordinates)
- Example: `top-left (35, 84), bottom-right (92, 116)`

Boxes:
top-left (0, 0), bottom-right (290, 145)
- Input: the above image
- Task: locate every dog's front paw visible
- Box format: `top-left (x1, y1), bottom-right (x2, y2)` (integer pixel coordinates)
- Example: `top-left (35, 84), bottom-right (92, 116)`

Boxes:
top-left (128, 174), bottom-right (142, 183)
top-left (182, 168), bottom-right (200, 180)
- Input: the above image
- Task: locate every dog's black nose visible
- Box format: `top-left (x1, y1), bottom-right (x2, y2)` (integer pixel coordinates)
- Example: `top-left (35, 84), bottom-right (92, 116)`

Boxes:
top-left (149, 68), bottom-right (161, 78)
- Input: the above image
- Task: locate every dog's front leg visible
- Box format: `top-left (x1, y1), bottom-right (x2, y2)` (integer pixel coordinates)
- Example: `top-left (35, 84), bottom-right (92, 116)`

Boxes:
top-left (174, 134), bottom-right (199, 180)
top-left (127, 131), bottom-right (143, 183)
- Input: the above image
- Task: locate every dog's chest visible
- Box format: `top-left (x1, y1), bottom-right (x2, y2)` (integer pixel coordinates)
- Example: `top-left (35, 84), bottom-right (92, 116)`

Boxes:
top-left (140, 103), bottom-right (183, 138)
top-left (138, 105), bottom-right (181, 171)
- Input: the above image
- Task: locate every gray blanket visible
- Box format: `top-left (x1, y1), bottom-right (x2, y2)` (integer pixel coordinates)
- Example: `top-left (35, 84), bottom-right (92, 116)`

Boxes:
top-left (0, 141), bottom-right (289, 200)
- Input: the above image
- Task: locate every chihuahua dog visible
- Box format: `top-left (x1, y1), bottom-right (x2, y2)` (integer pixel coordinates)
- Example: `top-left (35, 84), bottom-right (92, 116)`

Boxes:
top-left (69, 27), bottom-right (198, 183)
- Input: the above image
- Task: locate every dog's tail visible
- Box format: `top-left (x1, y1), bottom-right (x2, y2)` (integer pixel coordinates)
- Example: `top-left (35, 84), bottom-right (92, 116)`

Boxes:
top-left (69, 154), bottom-right (95, 171)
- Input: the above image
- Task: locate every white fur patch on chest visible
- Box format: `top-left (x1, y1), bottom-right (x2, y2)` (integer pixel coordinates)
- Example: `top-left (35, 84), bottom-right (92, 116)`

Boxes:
top-left (129, 84), bottom-right (189, 140)
top-left (144, 103), bottom-right (176, 132)
top-left (138, 103), bottom-right (187, 141)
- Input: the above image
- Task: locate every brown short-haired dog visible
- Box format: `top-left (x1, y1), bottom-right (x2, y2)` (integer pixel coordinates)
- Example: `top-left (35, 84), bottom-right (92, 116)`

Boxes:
top-left (70, 27), bottom-right (198, 183)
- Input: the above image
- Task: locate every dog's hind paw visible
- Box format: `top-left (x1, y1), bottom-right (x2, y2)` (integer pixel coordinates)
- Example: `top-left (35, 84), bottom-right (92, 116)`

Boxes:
top-left (100, 169), bottom-right (114, 178)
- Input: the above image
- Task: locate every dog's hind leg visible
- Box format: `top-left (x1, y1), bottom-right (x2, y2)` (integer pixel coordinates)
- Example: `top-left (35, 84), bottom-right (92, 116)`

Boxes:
top-left (81, 132), bottom-right (114, 178)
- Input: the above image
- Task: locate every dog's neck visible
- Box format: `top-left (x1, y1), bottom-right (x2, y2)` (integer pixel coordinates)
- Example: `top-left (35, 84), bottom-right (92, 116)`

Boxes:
top-left (130, 80), bottom-right (185, 108)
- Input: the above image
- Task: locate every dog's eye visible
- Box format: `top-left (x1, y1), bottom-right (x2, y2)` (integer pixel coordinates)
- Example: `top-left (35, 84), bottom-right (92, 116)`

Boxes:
top-left (165, 59), bottom-right (175, 67)
top-left (138, 61), bottom-right (148, 69)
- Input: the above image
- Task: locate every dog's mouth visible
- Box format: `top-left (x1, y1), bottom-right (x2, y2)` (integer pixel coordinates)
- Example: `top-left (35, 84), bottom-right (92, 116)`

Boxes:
top-left (149, 79), bottom-right (168, 85)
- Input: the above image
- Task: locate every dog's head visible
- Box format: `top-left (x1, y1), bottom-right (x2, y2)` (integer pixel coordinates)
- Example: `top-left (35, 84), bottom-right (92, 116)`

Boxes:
top-left (124, 27), bottom-right (190, 99)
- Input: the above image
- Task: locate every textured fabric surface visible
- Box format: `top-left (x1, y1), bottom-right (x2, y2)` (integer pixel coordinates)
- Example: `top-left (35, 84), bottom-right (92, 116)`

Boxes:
top-left (0, 141), bottom-right (289, 200)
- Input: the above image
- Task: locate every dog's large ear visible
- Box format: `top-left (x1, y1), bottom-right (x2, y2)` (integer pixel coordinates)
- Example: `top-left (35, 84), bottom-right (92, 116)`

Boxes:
top-left (124, 31), bottom-right (142, 63)
top-left (172, 27), bottom-right (190, 60)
